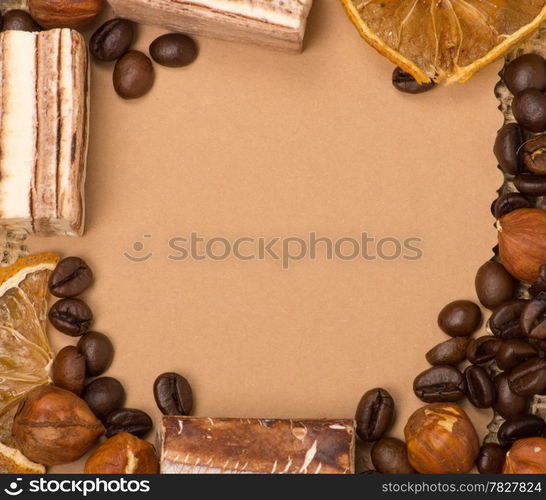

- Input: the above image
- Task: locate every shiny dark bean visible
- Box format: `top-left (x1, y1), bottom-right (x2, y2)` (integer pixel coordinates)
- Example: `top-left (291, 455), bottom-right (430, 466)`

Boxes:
top-left (530, 265), bottom-right (546, 297)
top-left (464, 365), bottom-right (495, 408)
top-left (83, 377), bottom-right (125, 421)
top-left (90, 18), bottom-right (134, 61)
top-left (371, 438), bottom-right (415, 474)
top-left (77, 331), bottom-right (114, 376)
top-left (498, 415), bottom-right (546, 448)
top-left (493, 123), bottom-right (523, 175)
top-left (391, 67), bottom-right (435, 94)
top-left (522, 134), bottom-right (546, 175)
top-left (425, 337), bottom-right (469, 366)
top-left (476, 443), bottom-right (506, 474)
top-left (489, 300), bottom-right (527, 339)
top-left (438, 300), bottom-right (482, 337)
top-left (514, 173), bottom-right (546, 196)
top-left (512, 89), bottom-right (546, 133)
top-left (413, 366), bottom-right (466, 403)
top-left (355, 388), bottom-right (394, 441)
top-left (494, 373), bottom-right (529, 419)
top-left (51, 346), bottom-right (86, 395)
top-left (507, 357), bottom-right (546, 396)
top-left (504, 54), bottom-right (546, 94)
top-left (113, 51), bottom-right (154, 100)
top-left (48, 298), bottom-right (92, 336)
top-left (105, 408), bottom-right (153, 438)
top-left (150, 33), bottom-right (198, 67)
top-left (475, 261), bottom-right (515, 310)
top-left (2, 10), bottom-right (41, 31)
top-left (154, 372), bottom-right (193, 416)
top-left (467, 336), bottom-right (502, 364)
top-left (48, 256), bottom-right (93, 298)
top-left (496, 339), bottom-right (539, 371)
top-left (492, 193), bottom-right (531, 219)
top-left (520, 297), bottom-right (546, 339)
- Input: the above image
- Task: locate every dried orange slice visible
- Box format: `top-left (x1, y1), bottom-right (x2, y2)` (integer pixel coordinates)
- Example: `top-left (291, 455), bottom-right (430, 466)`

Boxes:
top-left (0, 253), bottom-right (59, 418)
top-left (0, 441), bottom-right (45, 473)
top-left (340, 0), bottom-right (546, 84)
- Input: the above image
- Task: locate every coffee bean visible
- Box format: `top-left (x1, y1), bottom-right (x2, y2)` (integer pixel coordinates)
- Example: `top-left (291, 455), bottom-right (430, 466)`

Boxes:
top-left (476, 443), bottom-right (506, 474)
top-left (48, 298), bottom-right (92, 336)
top-left (425, 337), bottom-right (469, 366)
top-left (498, 415), bottom-right (546, 448)
top-left (520, 297), bottom-right (546, 339)
top-left (467, 336), bottom-right (502, 364)
top-left (413, 366), bottom-right (466, 403)
top-left (371, 438), bottom-right (415, 474)
top-left (83, 377), bottom-right (125, 421)
top-left (154, 372), bottom-right (193, 416)
top-left (113, 50), bottom-right (154, 100)
top-left (464, 365), bottom-right (495, 408)
top-left (150, 33), bottom-right (198, 68)
top-left (522, 134), bottom-right (546, 174)
top-left (391, 67), bottom-right (435, 94)
top-left (2, 10), bottom-right (41, 31)
top-left (530, 265), bottom-right (546, 297)
top-left (355, 388), bottom-right (394, 441)
top-left (505, 54), bottom-right (546, 95)
top-left (494, 373), bottom-right (529, 419)
top-left (493, 123), bottom-right (523, 175)
top-left (513, 89), bottom-right (546, 133)
top-left (438, 300), bottom-right (481, 337)
top-left (514, 173), bottom-right (546, 196)
top-left (90, 18), bottom-right (134, 62)
top-left (493, 193), bottom-right (531, 219)
top-left (489, 299), bottom-right (527, 339)
top-left (475, 261), bottom-right (515, 310)
top-left (496, 339), bottom-right (539, 371)
top-left (48, 256), bottom-right (93, 298)
top-left (105, 408), bottom-right (153, 438)
top-left (507, 357), bottom-right (546, 396)
top-left (77, 331), bottom-right (114, 376)
top-left (51, 346), bottom-right (86, 395)
top-left (361, 469), bottom-right (380, 474)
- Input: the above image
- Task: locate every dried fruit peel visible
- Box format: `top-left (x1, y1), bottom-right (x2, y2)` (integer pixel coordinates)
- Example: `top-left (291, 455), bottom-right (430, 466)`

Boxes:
top-left (0, 253), bottom-right (59, 418)
top-left (340, 0), bottom-right (546, 84)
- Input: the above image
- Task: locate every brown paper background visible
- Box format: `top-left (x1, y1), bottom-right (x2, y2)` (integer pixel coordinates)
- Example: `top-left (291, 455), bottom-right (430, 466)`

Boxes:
top-left (28, 0), bottom-right (504, 472)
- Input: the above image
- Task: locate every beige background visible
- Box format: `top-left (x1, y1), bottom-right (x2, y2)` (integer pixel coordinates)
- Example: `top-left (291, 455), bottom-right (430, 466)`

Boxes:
top-left (29, 0), bottom-right (503, 472)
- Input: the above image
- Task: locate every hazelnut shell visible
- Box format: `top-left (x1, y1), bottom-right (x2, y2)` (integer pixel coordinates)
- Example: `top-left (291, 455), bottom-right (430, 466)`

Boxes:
top-left (498, 208), bottom-right (546, 283)
top-left (13, 385), bottom-right (104, 466)
top-left (84, 432), bottom-right (158, 474)
top-left (503, 437), bottom-right (546, 473)
top-left (29, 0), bottom-right (104, 29)
top-left (404, 403), bottom-right (479, 473)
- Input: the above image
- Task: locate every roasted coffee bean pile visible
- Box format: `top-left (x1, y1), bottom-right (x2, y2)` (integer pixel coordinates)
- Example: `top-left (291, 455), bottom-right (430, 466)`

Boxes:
top-left (48, 257), bottom-right (153, 439)
top-left (90, 18), bottom-right (198, 100)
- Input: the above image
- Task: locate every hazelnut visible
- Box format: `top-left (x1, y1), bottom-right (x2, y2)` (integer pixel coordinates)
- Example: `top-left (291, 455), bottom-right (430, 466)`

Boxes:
top-left (13, 385), bottom-right (104, 466)
top-left (404, 403), bottom-right (479, 473)
top-left (84, 432), bottom-right (159, 474)
top-left (497, 208), bottom-right (546, 283)
top-left (29, 0), bottom-right (104, 29)
top-left (51, 345), bottom-right (86, 395)
top-left (503, 437), bottom-right (546, 474)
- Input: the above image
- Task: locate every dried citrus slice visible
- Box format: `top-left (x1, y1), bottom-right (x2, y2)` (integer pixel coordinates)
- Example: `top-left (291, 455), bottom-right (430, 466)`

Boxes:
top-left (0, 441), bottom-right (45, 473)
top-left (340, 0), bottom-right (546, 84)
top-left (0, 253), bottom-right (59, 417)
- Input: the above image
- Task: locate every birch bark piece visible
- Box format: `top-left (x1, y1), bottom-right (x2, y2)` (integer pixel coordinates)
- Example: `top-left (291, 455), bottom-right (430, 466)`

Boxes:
top-left (485, 24), bottom-right (546, 444)
top-left (0, 1), bottom-right (29, 12)
top-left (107, 0), bottom-right (314, 53)
top-left (160, 416), bottom-right (355, 473)
top-left (0, 29), bottom-right (89, 237)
